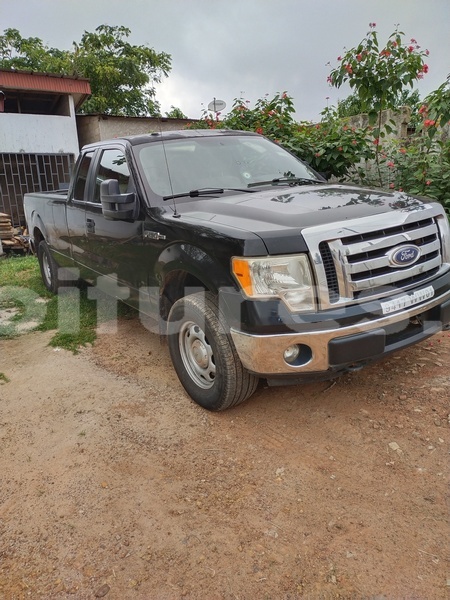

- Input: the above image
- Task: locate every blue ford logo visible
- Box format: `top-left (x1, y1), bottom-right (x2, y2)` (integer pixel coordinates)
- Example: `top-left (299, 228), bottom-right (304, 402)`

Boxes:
top-left (388, 244), bottom-right (421, 267)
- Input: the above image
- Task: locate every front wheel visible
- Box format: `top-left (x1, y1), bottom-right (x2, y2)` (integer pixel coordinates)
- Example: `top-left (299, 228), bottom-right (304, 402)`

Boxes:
top-left (167, 292), bottom-right (259, 411)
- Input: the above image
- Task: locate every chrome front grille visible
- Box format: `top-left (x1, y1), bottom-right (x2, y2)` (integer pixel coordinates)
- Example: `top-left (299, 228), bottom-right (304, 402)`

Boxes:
top-left (303, 208), bottom-right (449, 309)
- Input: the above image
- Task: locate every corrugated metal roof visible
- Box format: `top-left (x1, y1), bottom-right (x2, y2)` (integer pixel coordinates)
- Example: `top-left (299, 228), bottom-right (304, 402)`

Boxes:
top-left (0, 69), bottom-right (91, 95)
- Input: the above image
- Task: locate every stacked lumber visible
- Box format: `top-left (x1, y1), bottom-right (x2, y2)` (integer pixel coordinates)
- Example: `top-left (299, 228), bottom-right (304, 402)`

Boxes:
top-left (0, 213), bottom-right (30, 252)
top-left (0, 213), bottom-right (14, 241)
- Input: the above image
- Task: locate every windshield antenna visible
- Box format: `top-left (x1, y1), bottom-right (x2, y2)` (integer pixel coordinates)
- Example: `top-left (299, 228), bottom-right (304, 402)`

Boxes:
top-left (157, 118), bottom-right (180, 218)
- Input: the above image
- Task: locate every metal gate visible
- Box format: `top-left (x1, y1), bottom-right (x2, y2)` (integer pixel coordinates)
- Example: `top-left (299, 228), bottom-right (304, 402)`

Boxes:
top-left (0, 153), bottom-right (74, 227)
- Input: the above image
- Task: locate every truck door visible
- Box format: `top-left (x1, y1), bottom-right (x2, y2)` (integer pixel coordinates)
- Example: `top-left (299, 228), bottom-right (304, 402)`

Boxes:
top-left (66, 150), bottom-right (94, 275)
top-left (83, 146), bottom-right (146, 302)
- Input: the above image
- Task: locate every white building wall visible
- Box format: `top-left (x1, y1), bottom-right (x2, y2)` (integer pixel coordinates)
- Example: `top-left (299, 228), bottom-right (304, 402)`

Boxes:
top-left (0, 111), bottom-right (79, 156)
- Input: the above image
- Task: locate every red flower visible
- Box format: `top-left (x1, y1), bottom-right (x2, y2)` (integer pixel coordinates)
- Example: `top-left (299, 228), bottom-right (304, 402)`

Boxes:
top-left (255, 127), bottom-right (263, 135)
top-left (391, 41), bottom-right (397, 47)
top-left (418, 105), bottom-right (428, 114)
top-left (345, 64), bottom-right (353, 74)
top-left (425, 49), bottom-right (430, 56)
top-left (380, 49), bottom-right (391, 57)
top-left (426, 180), bottom-right (431, 185)
top-left (387, 161), bottom-right (395, 168)
top-left (422, 64), bottom-right (429, 73)
top-left (389, 183), bottom-right (395, 189)
top-left (399, 188), bottom-right (403, 192)
top-left (315, 152), bottom-right (321, 157)
top-left (338, 146), bottom-right (343, 151)
top-left (327, 75), bottom-right (332, 83)
top-left (410, 38), bottom-right (417, 44)
top-left (352, 140), bottom-right (357, 145)
top-left (424, 119), bottom-right (436, 127)
top-left (399, 148), bottom-right (406, 154)
top-left (337, 55), bottom-right (342, 61)
top-left (373, 138), bottom-right (380, 145)
top-left (356, 53), bottom-right (362, 61)
top-left (408, 46), bottom-right (414, 53)
top-left (369, 22), bottom-right (376, 28)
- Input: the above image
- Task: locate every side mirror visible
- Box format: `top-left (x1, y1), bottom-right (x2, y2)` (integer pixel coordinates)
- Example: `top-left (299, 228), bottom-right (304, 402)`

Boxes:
top-left (100, 179), bottom-right (137, 220)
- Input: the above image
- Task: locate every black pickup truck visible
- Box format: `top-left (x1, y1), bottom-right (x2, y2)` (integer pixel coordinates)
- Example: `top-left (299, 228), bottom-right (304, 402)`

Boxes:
top-left (24, 130), bottom-right (450, 410)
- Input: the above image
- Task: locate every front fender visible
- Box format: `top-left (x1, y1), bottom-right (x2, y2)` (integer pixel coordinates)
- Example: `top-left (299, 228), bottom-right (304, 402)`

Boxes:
top-left (156, 242), bottom-right (235, 292)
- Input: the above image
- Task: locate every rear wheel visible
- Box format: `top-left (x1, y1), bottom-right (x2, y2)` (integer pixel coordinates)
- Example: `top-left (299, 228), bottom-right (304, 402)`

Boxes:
top-left (37, 241), bottom-right (60, 293)
top-left (167, 292), bottom-right (259, 411)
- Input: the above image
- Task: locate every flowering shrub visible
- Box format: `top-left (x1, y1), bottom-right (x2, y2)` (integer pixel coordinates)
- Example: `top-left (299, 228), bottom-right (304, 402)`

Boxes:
top-left (328, 24), bottom-right (430, 127)
top-left (285, 107), bottom-right (374, 179)
top-left (328, 24), bottom-right (431, 186)
top-left (223, 92), bottom-right (296, 140)
top-left (188, 92), bottom-right (297, 138)
top-left (191, 93), bottom-right (374, 180)
top-left (371, 80), bottom-right (450, 217)
top-left (379, 139), bottom-right (450, 211)
top-left (187, 25), bottom-right (449, 216)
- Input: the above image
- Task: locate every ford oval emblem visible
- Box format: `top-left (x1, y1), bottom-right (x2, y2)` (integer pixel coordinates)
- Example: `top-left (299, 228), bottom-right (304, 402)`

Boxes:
top-left (387, 244), bottom-right (421, 267)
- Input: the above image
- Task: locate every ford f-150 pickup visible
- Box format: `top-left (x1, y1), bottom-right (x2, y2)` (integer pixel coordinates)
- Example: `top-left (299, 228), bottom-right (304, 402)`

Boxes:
top-left (24, 130), bottom-right (450, 410)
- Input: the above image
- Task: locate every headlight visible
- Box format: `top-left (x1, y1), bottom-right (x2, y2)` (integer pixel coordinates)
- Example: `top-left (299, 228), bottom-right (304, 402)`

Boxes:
top-left (232, 254), bottom-right (316, 312)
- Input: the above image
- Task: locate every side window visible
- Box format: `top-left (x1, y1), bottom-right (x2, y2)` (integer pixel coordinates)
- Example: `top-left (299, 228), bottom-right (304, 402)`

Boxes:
top-left (93, 149), bottom-right (131, 203)
top-left (73, 152), bottom-right (94, 201)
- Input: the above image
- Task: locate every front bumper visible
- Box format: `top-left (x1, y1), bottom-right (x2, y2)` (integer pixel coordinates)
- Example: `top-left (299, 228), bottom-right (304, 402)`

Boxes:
top-left (230, 285), bottom-right (450, 377)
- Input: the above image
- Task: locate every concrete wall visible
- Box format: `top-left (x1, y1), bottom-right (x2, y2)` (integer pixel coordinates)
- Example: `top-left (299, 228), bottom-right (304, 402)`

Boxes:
top-left (346, 107), bottom-right (412, 139)
top-left (0, 96), bottom-right (79, 156)
top-left (76, 115), bottom-right (196, 148)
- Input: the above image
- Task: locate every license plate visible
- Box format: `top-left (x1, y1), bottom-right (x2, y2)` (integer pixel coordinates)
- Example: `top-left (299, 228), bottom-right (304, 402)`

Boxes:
top-left (380, 285), bottom-right (434, 315)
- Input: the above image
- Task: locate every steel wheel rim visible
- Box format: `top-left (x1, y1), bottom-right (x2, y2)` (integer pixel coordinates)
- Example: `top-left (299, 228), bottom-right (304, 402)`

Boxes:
top-left (42, 252), bottom-right (52, 286)
top-left (179, 320), bottom-right (215, 389)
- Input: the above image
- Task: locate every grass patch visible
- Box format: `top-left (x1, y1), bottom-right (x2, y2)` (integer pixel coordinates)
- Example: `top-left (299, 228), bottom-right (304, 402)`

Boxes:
top-left (0, 255), bottom-right (136, 351)
top-left (0, 372), bottom-right (10, 383)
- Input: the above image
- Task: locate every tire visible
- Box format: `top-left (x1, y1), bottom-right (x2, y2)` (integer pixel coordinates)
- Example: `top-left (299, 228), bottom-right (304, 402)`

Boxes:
top-left (167, 292), bottom-right (259, 411)
top-left (37, 240), bottom-right (61, 294)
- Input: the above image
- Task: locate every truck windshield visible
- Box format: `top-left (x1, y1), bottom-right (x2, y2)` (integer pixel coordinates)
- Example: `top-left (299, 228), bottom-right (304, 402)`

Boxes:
top-left (135, 134), bottom-right (321, 200)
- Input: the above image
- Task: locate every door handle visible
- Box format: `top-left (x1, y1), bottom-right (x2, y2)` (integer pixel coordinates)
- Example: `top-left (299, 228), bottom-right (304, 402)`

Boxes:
top-left (86, 218), bottom-right (95, 233)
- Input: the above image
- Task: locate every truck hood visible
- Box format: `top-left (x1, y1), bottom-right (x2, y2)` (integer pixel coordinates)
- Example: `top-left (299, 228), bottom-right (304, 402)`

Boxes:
top-left (175, 183), bottom-right (431, 254)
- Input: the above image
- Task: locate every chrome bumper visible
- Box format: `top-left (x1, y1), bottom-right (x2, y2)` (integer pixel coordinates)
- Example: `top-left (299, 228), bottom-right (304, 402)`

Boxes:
top-left (230, 287), bottom-right (450, 376)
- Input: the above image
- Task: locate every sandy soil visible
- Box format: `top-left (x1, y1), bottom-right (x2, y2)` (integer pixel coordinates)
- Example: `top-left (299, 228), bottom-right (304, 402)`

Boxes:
top-left (0, 316), bottom-right (449, 599)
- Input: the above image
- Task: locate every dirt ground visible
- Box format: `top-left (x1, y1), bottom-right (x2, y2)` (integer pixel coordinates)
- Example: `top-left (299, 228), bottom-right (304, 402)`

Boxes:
top-left (0, 316), bottom-right (449, 599)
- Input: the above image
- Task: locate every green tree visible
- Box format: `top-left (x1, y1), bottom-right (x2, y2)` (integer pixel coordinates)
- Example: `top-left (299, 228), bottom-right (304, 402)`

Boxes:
top-left (328, 23), bottom-right (429, 184)
top-left (329, 24), bottom-right (428, 126)
top-left (0, 28), bottom-right (69, 72)
top-left (421, 74), bottom-right (450, 130)
top-left (0, 25), bottom-right (171, 116)
top-left (165, 105), bottom-right (188, 119)
top-left (337, 88), bottom-right (421, 118)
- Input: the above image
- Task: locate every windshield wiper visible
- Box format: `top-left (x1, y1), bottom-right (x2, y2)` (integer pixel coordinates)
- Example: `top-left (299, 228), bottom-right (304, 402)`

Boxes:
top-left (163, 187), bottom-right (255, 201)
top-left (247, 177), bottom-right (324, 188)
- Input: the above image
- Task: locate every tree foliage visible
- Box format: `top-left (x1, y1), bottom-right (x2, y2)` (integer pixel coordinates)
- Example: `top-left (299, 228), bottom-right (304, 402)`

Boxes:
top-left (0, 26), bottom-right (171, 116)
top-left (328, 23), bottom-right (429, 125)
top-left (165, 105), bottom-right (188, 119)
top-left (337, 89), bottom-right (421, 118)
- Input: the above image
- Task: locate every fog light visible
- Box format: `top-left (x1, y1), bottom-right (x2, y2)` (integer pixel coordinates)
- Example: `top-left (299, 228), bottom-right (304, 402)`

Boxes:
top-left (283, 344), bottom-right (300, 364)
top-left (283, 343), bottom-right (313, 366)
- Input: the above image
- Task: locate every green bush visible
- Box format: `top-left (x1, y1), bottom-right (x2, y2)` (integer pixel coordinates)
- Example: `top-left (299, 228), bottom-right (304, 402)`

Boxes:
top-left (188, 24), bottom-right (449, 217)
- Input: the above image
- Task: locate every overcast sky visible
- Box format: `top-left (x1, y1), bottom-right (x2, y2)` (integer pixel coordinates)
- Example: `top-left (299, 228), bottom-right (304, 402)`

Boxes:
top-left (1, 0), bottom-right (449, 121)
